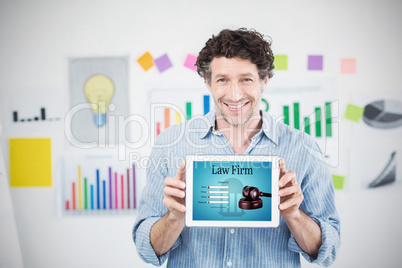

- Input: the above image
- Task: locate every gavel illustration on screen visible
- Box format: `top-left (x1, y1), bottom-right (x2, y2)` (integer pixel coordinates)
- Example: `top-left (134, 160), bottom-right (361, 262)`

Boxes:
top-left (238, 186), bottom-right (272, 210)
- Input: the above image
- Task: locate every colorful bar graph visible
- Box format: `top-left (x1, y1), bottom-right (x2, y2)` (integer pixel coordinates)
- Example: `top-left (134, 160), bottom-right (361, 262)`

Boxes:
top-left (325, 102), bottom-right (332, 137)
top-left (64, 162), bottom-right (137, 214)
top-left (154, 95), bottom-right (214, 138)
top-left (281, 102), bottom-right (332, 138)
top-left (293, 103), bottom-right (300, 130)
top-left (204, 95), bottom-right (210, 115)
top-left (186, 102), bottom-right (192, 120)
top-left (315, 107), bottom-right (321, 137)
top-left (283, 106), bottom-right (290, 125)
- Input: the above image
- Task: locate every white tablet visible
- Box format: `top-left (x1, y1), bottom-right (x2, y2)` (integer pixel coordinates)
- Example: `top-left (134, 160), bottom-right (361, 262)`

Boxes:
top-left (185, 155), bottom-right (280, 228)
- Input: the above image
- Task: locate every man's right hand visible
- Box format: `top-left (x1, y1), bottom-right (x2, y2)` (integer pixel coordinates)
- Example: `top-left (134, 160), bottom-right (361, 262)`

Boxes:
top-left (163, 161), bottom-right (186, 221)
top-left (150, 161), bottom-right (186, 256)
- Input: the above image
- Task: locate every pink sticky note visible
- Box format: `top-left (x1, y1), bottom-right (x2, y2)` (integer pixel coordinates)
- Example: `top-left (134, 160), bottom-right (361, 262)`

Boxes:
top-left (340, 58), bottom-right (357, 74)
top-left (184, 54), bottom-right (197, 71)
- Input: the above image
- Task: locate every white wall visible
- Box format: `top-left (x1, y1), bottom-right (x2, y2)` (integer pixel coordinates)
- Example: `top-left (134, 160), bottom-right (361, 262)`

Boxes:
top-left (0, 0), bottom-right (402, 267)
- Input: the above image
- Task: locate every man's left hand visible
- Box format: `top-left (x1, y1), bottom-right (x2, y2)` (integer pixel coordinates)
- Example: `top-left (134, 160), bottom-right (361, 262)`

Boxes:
top-left (278, 159), bottom-right (304, 220)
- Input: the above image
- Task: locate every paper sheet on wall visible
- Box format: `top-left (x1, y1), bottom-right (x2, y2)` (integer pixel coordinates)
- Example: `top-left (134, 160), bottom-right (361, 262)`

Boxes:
top-left (9, 138), bottom-right (52, 187)
top-left (350, 147), bottom-right (402, 192)
top-left (68, 56), bottom-right (129, 146)
top-left (350, 91), bottom-right (402, 138)
top-left (0, 141), bottom-right (24, 267)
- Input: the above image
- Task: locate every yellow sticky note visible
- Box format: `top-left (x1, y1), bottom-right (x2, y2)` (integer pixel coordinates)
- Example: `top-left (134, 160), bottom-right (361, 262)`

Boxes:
top-left (9, 138), bottom-right (52, 187)
top-left (344, 104), bottom-right (365, 122)
top-left (332, 175), bottom-right (345, 190)
top-left (137, 52), bottom-right (154, 71)
top-left (274, 55), bottom-right (288, 70)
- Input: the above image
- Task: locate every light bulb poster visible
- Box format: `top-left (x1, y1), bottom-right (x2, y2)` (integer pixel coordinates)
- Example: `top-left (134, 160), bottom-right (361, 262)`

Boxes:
top-left (84, 74), bottom-right (115, 127)
top-left (68, 57), bottom-right (129, 145)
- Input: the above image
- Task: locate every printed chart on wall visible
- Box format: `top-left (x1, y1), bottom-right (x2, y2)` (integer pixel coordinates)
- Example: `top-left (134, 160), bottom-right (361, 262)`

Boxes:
top-left (68, 57), bottom-right (129, 146)
top-left (350, 147), bottom-right (401, 192)
top-left (148, 79), bottom-right (338, 167)
top-left (348, 91), bottom-right (402, 139)
top-left (262, 78), bottom-right (339, 167)
top-left (1, 90), bottom-right (63, 134)
top-left (60, 154), bottom-right (137, 215)
top-left (148, 87), bottom-right (213, 138)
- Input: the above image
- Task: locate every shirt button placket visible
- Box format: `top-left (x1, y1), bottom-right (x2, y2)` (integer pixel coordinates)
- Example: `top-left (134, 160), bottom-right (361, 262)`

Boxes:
top-left (225, 228), bottom-right (235, 267)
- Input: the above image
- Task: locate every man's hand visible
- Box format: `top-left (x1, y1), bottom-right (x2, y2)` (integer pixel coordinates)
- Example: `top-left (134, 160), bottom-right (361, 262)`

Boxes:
top-left (163, 161), bottom-right (186, 221)
top-left (278, 159), bottom-right (304, 220)
top-left (277, 159), bottom-right (322, 258)
top-left (150, 161), bottom-right (187, 257)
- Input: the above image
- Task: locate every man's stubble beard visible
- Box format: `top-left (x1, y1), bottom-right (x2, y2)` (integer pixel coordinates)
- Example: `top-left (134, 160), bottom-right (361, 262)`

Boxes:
top-left (214, 97), bottom-right (261, 127)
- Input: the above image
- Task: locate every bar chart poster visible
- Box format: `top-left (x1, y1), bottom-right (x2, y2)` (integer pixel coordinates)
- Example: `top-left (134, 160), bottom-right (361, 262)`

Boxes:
top-left (148, 88), bottom-right (213, 137)
top-left (262, 78), bottom-right (339, 167)
top-left (2, 90), bottom-right (63, 133)
top-left (61, 154), bottom-right (137, 215)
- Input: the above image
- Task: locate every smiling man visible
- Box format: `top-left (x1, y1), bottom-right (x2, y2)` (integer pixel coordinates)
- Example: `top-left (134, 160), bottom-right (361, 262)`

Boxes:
top-left (204, 57), bottom-right (268, 154)
top-left (133, 28), bottom-right (340, 267)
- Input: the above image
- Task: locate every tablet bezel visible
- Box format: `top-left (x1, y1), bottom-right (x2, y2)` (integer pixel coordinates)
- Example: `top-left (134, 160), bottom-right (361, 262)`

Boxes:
top-left (185, 155), bottom-right (280, 228)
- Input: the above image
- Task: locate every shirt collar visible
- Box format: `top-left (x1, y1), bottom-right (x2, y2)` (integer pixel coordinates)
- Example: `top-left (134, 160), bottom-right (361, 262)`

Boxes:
top-left (261, 110), bottom-right (278, 145)
top-left (198, 109), bottom-right (217, 138)
top-left (199, 109), bottom-right (278, 145)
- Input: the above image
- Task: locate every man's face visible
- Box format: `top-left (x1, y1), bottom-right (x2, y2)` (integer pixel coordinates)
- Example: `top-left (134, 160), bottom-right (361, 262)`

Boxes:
top-left (206, 57), bottom-right (268, 126)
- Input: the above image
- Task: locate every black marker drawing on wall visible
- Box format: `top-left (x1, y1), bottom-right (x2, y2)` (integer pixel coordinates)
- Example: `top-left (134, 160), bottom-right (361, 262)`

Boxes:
top-left (363, 100), bottom-right (402, 129)
top-left (12, 107), bottom-right (60, 123)
top-left (369, 151), bottom-right (396, 188)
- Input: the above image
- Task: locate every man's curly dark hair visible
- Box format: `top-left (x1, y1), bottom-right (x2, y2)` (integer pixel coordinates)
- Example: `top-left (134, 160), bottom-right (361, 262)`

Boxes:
top-left (196, 28), bottom-right (275, 83)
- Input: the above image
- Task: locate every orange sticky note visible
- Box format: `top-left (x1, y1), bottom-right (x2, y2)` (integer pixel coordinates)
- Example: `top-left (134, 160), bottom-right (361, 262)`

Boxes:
top-left (9, 138), bottom-right (52, 187)
top-left (137, 52), bottom-right (154, 71)
top-left (340, 58), bottom-right (357, 74)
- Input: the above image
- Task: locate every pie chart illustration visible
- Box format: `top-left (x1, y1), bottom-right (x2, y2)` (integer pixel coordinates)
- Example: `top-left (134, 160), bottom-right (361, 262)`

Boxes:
top-left (363, 100), bottom-right (402, 129)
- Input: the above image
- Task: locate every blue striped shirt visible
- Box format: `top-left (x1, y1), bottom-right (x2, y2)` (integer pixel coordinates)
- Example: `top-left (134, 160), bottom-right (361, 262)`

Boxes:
top-left (133, 110), bottom-right (340, 267)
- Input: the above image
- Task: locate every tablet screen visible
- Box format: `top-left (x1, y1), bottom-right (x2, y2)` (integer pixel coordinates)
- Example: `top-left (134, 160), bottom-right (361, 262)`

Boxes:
top-left (185, 155), bottom-right (279, 227)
